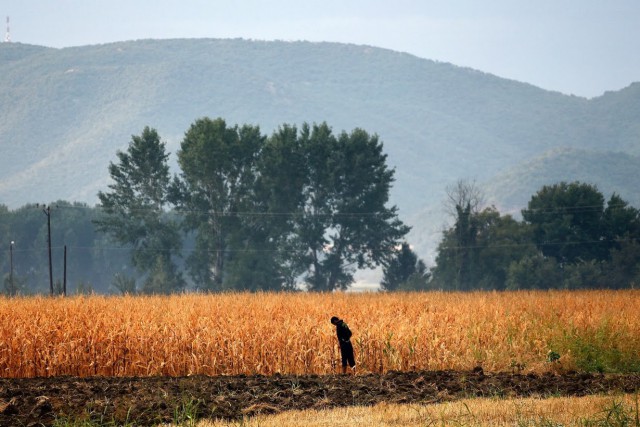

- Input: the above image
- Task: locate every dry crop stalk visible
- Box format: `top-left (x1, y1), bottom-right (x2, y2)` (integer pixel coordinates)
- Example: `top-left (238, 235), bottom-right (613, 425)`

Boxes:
top-left (0, 290), bottom-right (638, 378)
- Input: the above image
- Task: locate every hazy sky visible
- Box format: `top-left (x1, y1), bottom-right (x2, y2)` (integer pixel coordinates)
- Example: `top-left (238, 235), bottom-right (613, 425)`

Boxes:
top-left (2, 0), bottom-right (639, 98)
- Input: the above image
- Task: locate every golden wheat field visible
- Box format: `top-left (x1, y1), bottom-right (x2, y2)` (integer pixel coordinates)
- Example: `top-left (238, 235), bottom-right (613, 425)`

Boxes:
top-left (0, 290), bottom-right (639, 378)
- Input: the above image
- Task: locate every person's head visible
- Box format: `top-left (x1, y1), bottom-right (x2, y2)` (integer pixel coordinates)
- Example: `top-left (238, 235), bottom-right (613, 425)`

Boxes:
top-left (330, 316), bottom-right (340, 325)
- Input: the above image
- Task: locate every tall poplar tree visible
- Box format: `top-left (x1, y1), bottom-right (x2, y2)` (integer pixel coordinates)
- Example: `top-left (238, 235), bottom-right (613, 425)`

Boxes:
top-left (234, 124), bottom-right (308, 290)
top-left (299, 124), bottom-right (410, 291)
top-left (171, 117), bottom-right (264, 291)
top-left (95, 127), bottom-right (183, 293)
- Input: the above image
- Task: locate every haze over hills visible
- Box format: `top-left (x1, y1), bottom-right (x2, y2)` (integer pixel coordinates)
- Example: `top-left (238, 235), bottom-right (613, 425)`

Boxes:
top-left (1, 38), bottom-right (639, 259)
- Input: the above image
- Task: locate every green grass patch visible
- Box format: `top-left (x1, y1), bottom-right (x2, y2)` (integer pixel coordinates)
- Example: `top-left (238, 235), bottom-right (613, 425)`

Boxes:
top-left (553, 322), bottom-right (640, 373)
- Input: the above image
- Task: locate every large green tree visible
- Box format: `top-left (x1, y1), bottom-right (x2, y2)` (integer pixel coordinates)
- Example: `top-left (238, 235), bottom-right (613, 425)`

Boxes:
top-left (523, 182), bottom-right (611, 264)
top-left (298, 123), bottom-right (409, 291)
top-left (172, 119), bottom-right (408, 292)
top-left (233, 124), bottom-right (308, 290)
top-left (95, 127), bottom-right (183, 293)
top-left (171, 118), bottom-right (264, 291)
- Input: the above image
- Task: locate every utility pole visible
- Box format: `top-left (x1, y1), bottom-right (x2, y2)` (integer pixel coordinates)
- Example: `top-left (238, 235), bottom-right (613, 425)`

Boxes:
top-left (9, 241), bottom-right (14, 295)
top-left (63, 245), bottom-right (67, 296)
top-left (43, 205), bottom-right (53, 295)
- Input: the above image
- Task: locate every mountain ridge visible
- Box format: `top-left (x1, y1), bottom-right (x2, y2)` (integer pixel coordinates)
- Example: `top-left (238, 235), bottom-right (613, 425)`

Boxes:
top-left (1, 38), bottom-right (638, 257)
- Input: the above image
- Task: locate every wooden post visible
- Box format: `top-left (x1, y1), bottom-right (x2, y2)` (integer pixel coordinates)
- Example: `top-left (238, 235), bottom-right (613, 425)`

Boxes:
top-left (9, 241), bottom-right (14, 295)
top-left (63, 245), bottom-right (67, 296)
top-left (43, 206), bottom-right (53, 296)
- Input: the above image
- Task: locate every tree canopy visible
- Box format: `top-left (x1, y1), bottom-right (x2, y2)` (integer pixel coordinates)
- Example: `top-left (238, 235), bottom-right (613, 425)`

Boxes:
top-left (522, 182), bottom-right (607, 263)
top-left (381, 242), bottom-right (430, 291)
top-left (431, 181), bottom-right (640, 291)
top-left (297, 124), bottom-right (410, 291)
top-left (5, 116), bottom-right (640, 294)
top-left (168, 118), bottom-right (409, 291)
top-left (170, 118), bottom-right (264, 291)
top-left (95, 127), bottom-right (183, 294)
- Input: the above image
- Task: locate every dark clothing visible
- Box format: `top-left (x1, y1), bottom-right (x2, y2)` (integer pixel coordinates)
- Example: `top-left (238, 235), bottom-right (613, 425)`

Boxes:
top-left (339, 340), bottom-right (356, 368)
top-left (336, 320), bottom-right (352, 343)
top-left (335, 320), bottom-right (355, 368)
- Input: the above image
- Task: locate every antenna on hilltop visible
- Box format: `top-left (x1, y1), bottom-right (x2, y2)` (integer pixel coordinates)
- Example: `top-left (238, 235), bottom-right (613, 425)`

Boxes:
top-left (4, 16), bottom-right (10, 42)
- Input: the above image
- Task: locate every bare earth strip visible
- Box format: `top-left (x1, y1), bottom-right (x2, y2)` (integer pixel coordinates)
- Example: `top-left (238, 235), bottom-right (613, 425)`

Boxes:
top-left (1, 370), bottom-right (639, 426)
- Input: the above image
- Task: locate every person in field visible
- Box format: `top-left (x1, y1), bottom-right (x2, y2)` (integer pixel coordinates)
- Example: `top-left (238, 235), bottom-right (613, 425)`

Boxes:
top-left (331, 316), bottom-right (356, 374)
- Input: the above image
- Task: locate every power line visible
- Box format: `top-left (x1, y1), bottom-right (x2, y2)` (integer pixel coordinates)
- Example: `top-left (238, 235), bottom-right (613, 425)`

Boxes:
top-left (1, 201), bottom-right (634, 218)
top-left (2, 234), bottom-right (636, 256)
top-left (437, 236), bottom-right (637, 252)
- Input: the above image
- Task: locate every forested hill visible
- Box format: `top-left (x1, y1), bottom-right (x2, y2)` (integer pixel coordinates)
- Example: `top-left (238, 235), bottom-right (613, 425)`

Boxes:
top-left (1, 39), bottom-right (639, 257)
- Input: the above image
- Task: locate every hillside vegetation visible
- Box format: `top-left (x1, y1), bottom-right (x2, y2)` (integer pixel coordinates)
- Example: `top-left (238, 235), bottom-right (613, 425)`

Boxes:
top-left (486, 149), bottom-right (640, 212)
top-left (1, 39), bottom-right (638, 256)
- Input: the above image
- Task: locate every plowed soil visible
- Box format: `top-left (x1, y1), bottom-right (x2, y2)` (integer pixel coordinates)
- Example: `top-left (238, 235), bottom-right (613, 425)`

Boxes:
top-left (1, 370), bottom-right (639, 426)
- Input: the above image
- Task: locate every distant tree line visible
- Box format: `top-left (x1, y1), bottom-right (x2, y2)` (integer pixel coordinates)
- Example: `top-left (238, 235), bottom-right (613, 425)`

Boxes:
top-left (0, 201), bottom-right (132, 294)
top-left (415, 180), bottom-right (640, 291)
top-left (1, 119), bottom-right (409, 294)
top-left (93, 118), bottom-right (409, 293)
top-left (2, 119), bottom-right (639, 294)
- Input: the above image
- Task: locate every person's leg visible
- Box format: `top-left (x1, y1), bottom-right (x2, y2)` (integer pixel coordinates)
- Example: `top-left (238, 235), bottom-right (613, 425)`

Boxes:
top-left (345, 343), bottom-right (356, 374)
top-left (341, 347), bottom-right (348, 374)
